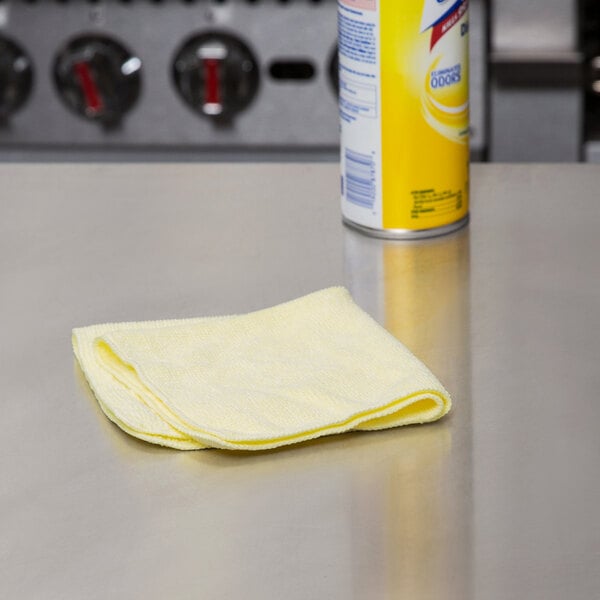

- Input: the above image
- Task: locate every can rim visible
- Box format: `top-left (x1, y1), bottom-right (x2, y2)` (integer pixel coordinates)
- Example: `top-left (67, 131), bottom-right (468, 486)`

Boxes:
top-left (342, 215), bottom-right (469, 240)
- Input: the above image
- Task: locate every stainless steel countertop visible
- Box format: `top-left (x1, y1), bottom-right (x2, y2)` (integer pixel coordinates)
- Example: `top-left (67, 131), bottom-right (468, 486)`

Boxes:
top-left (1, 163), bottom-right (599, 599)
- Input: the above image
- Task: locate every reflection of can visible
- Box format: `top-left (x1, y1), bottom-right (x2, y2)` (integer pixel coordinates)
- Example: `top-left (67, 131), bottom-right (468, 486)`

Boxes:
top-left (343, 225), bottom-right (472, 596)
top-left (339, 0), bottom-right (470, 239)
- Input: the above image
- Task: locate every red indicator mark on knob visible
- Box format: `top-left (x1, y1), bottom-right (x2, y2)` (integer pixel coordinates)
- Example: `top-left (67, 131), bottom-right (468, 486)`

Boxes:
top-left (73, 61), bottom-right (103, 115)
top-left (203, 58), bottom-right (220, 104)
top-left (202, 58), bottom-right (223, 115)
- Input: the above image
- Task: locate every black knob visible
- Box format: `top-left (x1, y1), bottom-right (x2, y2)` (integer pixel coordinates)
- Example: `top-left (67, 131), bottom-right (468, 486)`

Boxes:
top-left (589, 56), bottom-right (600, 96)
top-left (173, 32), bottom-right (259, 122)
top-left (329, 45), bottom-right (339, 97)
top-left (53, 35), bottom-right (142, 126)
top-left (0, 36), bottom-right (33, 121)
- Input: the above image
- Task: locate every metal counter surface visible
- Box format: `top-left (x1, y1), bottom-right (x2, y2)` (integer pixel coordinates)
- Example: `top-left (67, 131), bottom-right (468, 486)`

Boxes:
top-left (1, 163), bottom-right (599, 599)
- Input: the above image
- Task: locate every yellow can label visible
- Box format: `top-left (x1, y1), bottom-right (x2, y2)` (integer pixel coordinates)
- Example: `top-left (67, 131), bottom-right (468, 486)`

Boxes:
top-left (339, 0), bottom-right (469, 233)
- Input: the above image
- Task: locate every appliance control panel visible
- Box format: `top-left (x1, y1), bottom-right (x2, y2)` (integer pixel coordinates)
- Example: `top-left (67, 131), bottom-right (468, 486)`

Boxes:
top-left (0, 0), bottom-right (486, 159)
top-left (0, 0), bottom-right (339, 157)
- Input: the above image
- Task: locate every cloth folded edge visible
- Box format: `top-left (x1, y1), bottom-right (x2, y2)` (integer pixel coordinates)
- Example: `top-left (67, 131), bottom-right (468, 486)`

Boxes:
top-left (72, 287), bottom-right (452, 451)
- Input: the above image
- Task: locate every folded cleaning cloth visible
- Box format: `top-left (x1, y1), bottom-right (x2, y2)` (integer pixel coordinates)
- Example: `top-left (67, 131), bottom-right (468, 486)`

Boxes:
top-left (72, 287), bottom-right (451, 451)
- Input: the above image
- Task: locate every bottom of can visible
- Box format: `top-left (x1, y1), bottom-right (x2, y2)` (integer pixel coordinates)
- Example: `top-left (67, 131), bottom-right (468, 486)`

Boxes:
top-left (342, 214), bottom-right (470, 240)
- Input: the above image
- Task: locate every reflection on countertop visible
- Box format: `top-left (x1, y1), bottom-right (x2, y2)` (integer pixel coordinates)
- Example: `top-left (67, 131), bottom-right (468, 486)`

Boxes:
top-left (345, 226), bottom-right (473, 598)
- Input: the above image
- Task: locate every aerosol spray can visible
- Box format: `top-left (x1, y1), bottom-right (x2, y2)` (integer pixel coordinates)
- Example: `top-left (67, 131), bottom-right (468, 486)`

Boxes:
top-left (339, 0), bottom-right (470, 239)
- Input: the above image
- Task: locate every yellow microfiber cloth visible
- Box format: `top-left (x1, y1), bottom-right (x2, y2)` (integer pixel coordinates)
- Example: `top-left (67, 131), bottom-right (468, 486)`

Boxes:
top-left (72, 287), bottom-right (451, 451)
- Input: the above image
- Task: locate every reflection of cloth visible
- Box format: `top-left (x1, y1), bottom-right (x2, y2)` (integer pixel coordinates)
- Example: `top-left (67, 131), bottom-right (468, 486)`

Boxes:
top-left (73, 287), bottom-right (451, 451)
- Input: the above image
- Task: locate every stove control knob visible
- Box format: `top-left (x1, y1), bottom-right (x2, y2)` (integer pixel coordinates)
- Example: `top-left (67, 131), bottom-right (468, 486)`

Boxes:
top-left (329, 46), bottom-right (339, 97)
top-left (173, 32), bottom-right (259, 122)
top-left (53, 35), bottom-right (141, 126)
top-left (0, 36), bottom-right (33, 120)
top-left (590, 56), bottom-right (600, 96)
